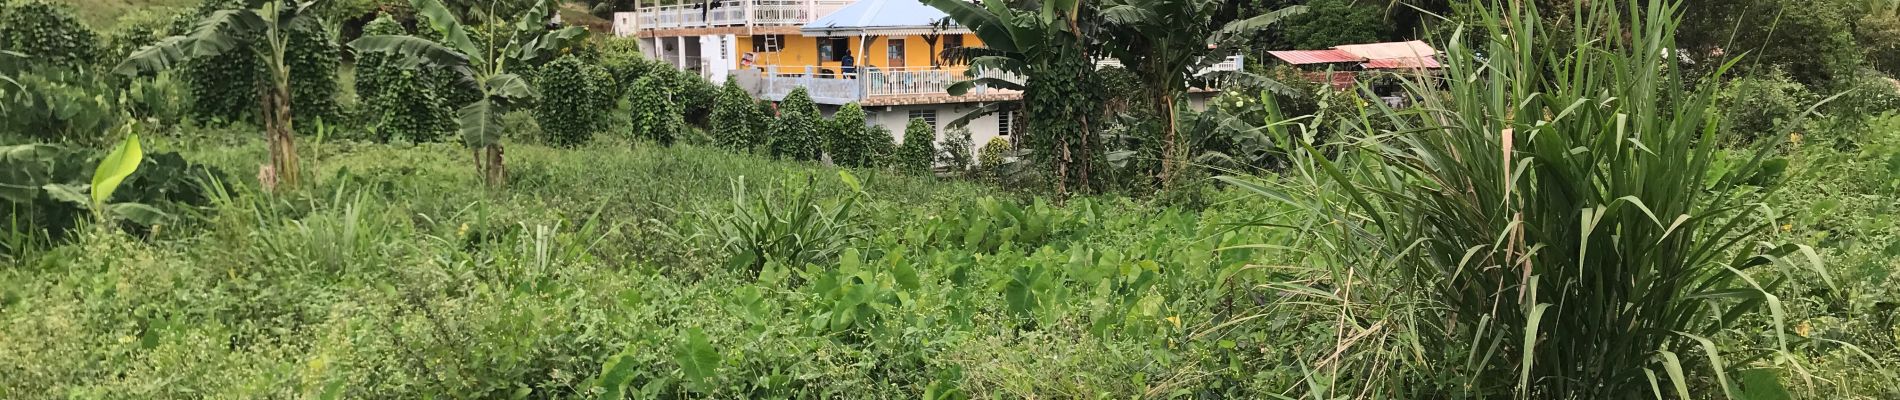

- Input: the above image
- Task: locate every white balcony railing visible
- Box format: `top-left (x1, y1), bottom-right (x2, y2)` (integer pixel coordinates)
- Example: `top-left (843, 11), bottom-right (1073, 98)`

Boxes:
top-left (732, 65), bottom-right (1024, 104)
top-left (624, 0), bottom-right (852, 31)
top-left (1095, 54), bottom-right (1245, 75)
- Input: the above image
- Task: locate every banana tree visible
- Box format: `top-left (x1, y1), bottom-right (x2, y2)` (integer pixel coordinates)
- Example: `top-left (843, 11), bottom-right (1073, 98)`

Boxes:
top-left (349, 0), bottom-right (585, 187)
top-left (925, 0), bottom-right (1102, 197)
top-left (113, 0), bottom-right (319, 191)
top-left (1098, 0), bottom-right (1303, 187)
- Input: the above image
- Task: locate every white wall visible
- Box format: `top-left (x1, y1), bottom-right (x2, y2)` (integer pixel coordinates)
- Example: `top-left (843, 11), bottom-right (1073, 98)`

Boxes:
top-left (865, 102), bottom-right (1017, 167)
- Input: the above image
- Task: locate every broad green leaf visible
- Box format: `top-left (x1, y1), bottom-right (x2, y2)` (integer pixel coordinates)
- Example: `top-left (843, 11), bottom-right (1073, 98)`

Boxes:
top-left (106, 203), bottom-right (169, 225)
top-left (595, 344), bottom-right (642, 400)
top-left (348, 35), bottom-right (477, 90)
top-left (113, 10), bottom-right (266, 75)
top-left (40, 183), bottom-right (88, 205)
top-left (457, 99), bottom-right (507, 147)
top-left (91, 134), bottom-right (143, 208)
top-left (674, 328), bottom-right (721, 390)
top-left (410, 0), bottom-right (478, 57)
top-left (837, 170), bottom-right (862, 192)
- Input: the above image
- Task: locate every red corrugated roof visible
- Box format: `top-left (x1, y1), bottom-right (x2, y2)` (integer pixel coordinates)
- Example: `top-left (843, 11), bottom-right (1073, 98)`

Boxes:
top-left (1361, 56), bottom-right (1441, 69)
top-left (1267, 49), bottom-right (1364, 65)
top-left (1334, 40), bottom-right (1437, 60)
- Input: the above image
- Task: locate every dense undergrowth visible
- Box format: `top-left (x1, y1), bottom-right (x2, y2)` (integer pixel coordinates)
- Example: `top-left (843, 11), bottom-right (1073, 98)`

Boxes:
top-left (0, 132), bottom-right (1333, 398)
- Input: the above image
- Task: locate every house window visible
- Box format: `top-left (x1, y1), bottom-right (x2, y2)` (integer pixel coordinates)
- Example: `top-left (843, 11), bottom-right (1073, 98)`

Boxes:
top-left (819, 37), bottom-right (850, 62)
top-left (750, 34), bottom-right (784, 52)
top-left (908, 109), bottom-right (937, 128)
top-left (941, 35), bottom-right (966, 65)
top-left (996, 110), bottom-right (1015, 136)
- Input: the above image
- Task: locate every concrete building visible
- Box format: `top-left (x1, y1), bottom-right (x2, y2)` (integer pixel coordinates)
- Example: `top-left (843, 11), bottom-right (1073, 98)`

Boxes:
top-left (616, 0), bottom-right (1242, 162)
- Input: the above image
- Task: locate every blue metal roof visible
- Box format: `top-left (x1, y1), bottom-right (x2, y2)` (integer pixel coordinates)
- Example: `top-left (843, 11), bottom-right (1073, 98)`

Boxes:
top-left (800, 0), bottom-right (961, 35)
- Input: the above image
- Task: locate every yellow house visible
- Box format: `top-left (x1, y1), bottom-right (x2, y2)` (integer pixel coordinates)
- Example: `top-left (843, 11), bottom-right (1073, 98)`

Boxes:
top-left (621, 0), bottom-right (1027, 150)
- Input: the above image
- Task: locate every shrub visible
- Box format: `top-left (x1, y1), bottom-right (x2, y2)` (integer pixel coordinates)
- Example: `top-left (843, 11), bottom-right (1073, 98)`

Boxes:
top-left (599, 38), bottom-right (653, 99)
top-left (867, 125), bottom-right (895, 166)
top-left (355, 14), bottom-right (452, 143)
top-left (1822, 72), bottom-right (1900, 119)
top-left (712, 78), bottom-right (760, 151)
top-left (0, 0), bottom-right (98, 66)
top-left (1, 68), bottom-right (122, 143)
top-left (825, 103), bottom-right (875, 167)
top-left (976, 136), bottom-right (1011, 175)
top-left (534, 55), bottom-right (606, 147)
top-left (936, 126), bottom-right (974, 173)
top-left (771, 87), bottom-right (822, 161)
top-left (713, 175), bottom-right (863, 274)
top-left (178, 0), bottom-right (339, 127)
top-left (102, 8), bottom-right (179, 66)
top-left (897, 118), bottom-right (937, 175)
top-left (1720, 70), bottom-right (1812, 143)
top-left (0, 142), bottom-right (226, 251)
top-left (122, 71), bottom-right (195, 126)
top-left (629, 76), bottom-right (681, 146)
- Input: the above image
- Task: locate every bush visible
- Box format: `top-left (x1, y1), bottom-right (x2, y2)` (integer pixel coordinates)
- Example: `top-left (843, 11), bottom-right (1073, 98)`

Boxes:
top-left (976, 136), bottom-right (1011, 175)
top-left (102, 8), bottom-right (179, 66)
top-left (1, 68), bottom-right (122, 143)
top-left (123, 71), bottom-right (195, 126)
top-left (629, 76), bottom-right (682, 146)
top-left (1823, 72), bottom-right (1900, 119)
top-left (897, 118), bottom-right (936, 175)
top-left (285, 12), bottom-right (340, 132)
top-left (0, 0), bottom-right (98, 66)
top-left (178, 0), bottom-right (339, 128)
top-left (712, 78), bottom-right (761, 151)
top-left (0, 143), bottom-right (226, 251)
top-left (1720, 71), bottom-right (1812, 143)
top-left (534, 55), bottom-right (607, 147)
top-left (936, 126), bottom-right (974, 173)
top-left (355, 14), bottom-right (453, 143)
top-left (771, 87), bottom-right (822, 161)
top-left (825, 103), bottom-right (877, 167)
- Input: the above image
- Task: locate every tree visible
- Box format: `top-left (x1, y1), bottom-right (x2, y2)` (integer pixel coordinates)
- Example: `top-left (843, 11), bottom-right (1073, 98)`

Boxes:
top-left (925, 0), bottom-right (1103, 197)
top-left (897, 118), bottom-right (937, 175)
top-left (771, 87), bottom-right (822, 161)
top-left (936, 126), bottom-right (974, 173)
top-left (350, 0), bottom-right (587, 187)
top-left (115, 0), bottom-right (328, 190)
top-left (1266, 0), bottom-right (1383, 50)
top-left (711, 77), bottom-right (758, 151)
top-left (1098, 0), bottom-right (1304, 186)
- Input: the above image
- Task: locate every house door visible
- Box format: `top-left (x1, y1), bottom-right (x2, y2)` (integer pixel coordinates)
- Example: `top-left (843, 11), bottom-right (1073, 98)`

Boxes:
top-left (886, 39), bottom-right (906, 69)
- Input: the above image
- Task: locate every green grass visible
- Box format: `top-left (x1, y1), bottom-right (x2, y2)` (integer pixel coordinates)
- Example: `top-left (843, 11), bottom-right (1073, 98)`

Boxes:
top-left (64, 0), bottom-right (197, 28)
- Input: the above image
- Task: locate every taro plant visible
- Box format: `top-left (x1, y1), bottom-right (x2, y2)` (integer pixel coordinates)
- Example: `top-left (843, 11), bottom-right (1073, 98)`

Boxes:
top-left (114, 0), bottom-right (328, 190)
top-left (349, 0), bottom-right (587, 186)
top-left (1226, 0), bottom-right (1833, 397)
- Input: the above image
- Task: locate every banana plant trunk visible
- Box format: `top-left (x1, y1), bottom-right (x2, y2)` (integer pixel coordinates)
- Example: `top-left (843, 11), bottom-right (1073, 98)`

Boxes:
top-left (265, 70), bottom-right (300, 190)
top-left (478, 144), bottom-right (506, 187)
top-left (1156, 91), bottom-right (1179, 187)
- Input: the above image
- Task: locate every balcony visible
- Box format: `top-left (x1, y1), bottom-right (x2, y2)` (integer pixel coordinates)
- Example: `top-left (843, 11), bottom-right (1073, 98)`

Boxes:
top-left (730, 55), bottom-right (1246, 105)
top-left (619, 0), bottom-right (854, 33)
top-left (733, 65), bottom-right (1024, 106)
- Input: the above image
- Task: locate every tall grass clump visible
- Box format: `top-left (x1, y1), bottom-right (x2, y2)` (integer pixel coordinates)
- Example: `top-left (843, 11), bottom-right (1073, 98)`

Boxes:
top-left (1234, 0), bottom-right (1830, 397)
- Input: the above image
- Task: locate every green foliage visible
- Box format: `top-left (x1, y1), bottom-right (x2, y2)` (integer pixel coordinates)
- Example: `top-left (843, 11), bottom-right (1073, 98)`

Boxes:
top-left (122, 71), bottom-right (195, 125)
top-left (533, 55), bottom-right (606, 147)
top-left (1682, 0), bottom-right (1865, 85)
top-left (283, 9), bottom-right (339, 133)
top-left (897, 118), bottom-right (937, 175)
top-left (0, 0), bottom-right (99, 66)
top-left (976, 136), bottom-right (1011, 177)
top-left (355, 13), bottom-right (453, 142)
top-left (1231, 1), bottom-right (1823, 397)
top-left (1720, 70), bottom-right (1813, 143)
top-left (1, 140), bottom-right (224, 255)
top-left (1266, 0), bottom-right (1386, 49)
top-left (712, 77), bottom-right (761, 151)
top-left (710, 174), bottom-right (863, 274)
top-left (101, 7), bottom-right (179, 66)
top-left (825, 103), bottom-right (882, 167)
top-left (0, 68), bottom-right (122, 143)
top-left (662, 67), bottom-right (717, 126)
top-left (771, 87), bottom-right (822, 161)
top-left (628, 75), bottom-right (681, 146)
top-left (935, 126), bottom-right (973, 173)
